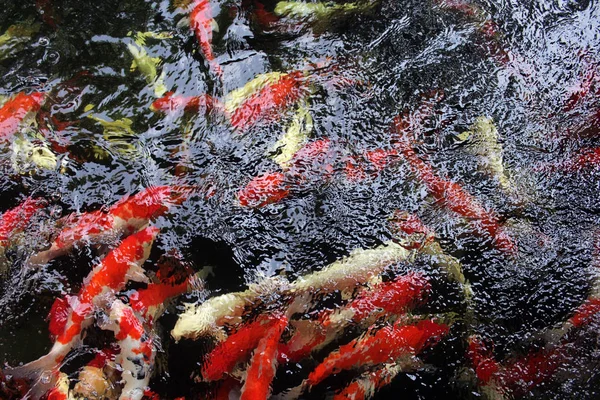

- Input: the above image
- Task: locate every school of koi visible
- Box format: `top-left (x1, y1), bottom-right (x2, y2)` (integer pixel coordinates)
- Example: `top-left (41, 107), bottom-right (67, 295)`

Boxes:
top-left (0, 0), bottom-right (599, 399)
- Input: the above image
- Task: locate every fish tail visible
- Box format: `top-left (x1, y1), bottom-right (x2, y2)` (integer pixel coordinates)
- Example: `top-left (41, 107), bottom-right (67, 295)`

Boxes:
top-left (6, 352), bottom-right (62, 399)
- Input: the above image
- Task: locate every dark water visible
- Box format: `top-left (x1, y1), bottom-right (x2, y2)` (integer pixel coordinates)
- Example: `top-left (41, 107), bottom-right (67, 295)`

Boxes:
top-left (0, 0), bottom-right (599, 399)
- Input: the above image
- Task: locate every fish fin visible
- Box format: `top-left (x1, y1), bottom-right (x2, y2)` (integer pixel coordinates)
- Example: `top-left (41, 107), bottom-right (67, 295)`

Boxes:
top-left (130, 60), bottom-right (138, 72)
top-left (8, 352), bottom-right (62, 399)
top-left (211, 19), bottom-right (219, 33)
top-left (126, 263), bottom-right (150, 284)
top-left (176, 16), bottom-right (190, 29)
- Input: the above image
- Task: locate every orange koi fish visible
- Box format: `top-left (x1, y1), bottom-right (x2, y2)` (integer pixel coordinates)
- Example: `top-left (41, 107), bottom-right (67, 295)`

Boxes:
top-left (306, 319), bottom-right (449, 388)
top-left (238, 171), bottom-right (289, 208)
top-left (201, 315), bottom-right (282, 382)
top-left (27, 185), bottom-right (188, 266)
top-left (333, 363), bottom-right (412, 400)
top-left (150, 91), bottom-right (221, 114)
top-left (394, 119), bottom-right (517, 255)
top-left (0, 92), bottom-right (45, 141)
top-left (9, 227), bottom-right (159, 399)
top-left (0, 197), bottom-right (45, 249)
top-left (190, 0), bottom-right (223, 76)
top-left (230, 71), bottom-right (308, 132)
top-left (240, 314), bottom-right (288, 400)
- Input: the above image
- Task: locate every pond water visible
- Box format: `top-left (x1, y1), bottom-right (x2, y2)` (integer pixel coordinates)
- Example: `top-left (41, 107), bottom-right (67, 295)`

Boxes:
top-left (0, 0), bottom-right (600, 399)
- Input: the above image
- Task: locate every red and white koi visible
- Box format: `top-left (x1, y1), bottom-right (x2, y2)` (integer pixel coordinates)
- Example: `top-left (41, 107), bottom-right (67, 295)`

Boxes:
top-left (535, 147), bottom-right (600, 174)
top-left (0, 197), bottom-right (45, 250)
top-left (8, 227), bottom-right (159, 399)
top-left (103, 299), bottom-right (156, 400)
top-left (0, 92), bottom-right (45, 142)
top-left (27, 185), bottom-right (188, 267)
top-left (190, 0), bottom-right (223, 77)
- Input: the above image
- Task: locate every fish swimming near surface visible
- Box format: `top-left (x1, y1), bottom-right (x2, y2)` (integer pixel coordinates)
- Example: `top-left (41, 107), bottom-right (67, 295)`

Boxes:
top-left (190, 0), bottom-right (223, 77)
top-left (26, 185), bottom-right (189, 267)
top-left (7, 227), bottom-right (159, 399)
top-left (0, 92), bottom-right (45, 142)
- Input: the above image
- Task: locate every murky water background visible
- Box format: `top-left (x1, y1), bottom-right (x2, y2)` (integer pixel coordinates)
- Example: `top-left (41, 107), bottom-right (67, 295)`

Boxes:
top-left (0, 0), bottom-right (600, 398)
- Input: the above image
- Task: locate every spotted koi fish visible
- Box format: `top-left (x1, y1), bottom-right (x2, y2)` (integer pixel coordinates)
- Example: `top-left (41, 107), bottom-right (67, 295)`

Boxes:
top-left (104, 299), bottom-right (155, 400)
top-left (0, 92), bottom-right (45, 141)
top-left (8, 227), bottom-right (159, 399)
top-left (27, 185), bottom-right (188, 267)
top-left (190, 0), bottom-right (223, 77)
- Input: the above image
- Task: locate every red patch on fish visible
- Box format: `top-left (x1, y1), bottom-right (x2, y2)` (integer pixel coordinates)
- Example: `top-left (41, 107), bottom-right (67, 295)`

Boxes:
top-left (240, 314), bottom-right (287, 400)
top-left (230, 71), bottom-right (307, 132)
top-left (151, 92), bottom-right (221, 114)
top-left (0, 92), bottom-right (45, 141)
top-left (0, 197), bottom-right (45, 246)
top-left (238, 172), bottom-right (289, 208)
top-left (307, 319), bottom-right (449, 387)
top-left (48, 296), bottom-right (72, 340)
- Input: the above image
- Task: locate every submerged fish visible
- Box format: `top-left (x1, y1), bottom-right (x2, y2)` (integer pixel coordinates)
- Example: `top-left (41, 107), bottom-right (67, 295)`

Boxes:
top-left (225, 71), bottom-right (309, 132)
top-left (0, 21), bottom-right (40, 60)
top-left (393, 117), bottom-right (517, 255)
top-left (306, 319), bottom-right (449, 388)
top-left (190, 0), bottom-right (223, 76)
top-left (27, 185), bottom-right (188, 267)
top-left (127, 33), bottom-right (169, 97)
top-left (0, 92), bottom-right (45, 141)
top-left (270, 101), bottom-right (313, 169)
top-left (456, 116), bottom-right (514, 193)
top-left (8, 227), bottom-right (159, 399)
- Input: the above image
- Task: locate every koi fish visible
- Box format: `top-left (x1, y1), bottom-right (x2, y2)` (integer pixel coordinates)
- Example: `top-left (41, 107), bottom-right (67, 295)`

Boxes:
top-left (237, 171), bottom-right (289, 208)
top-left (333, 361), bottom-right (420, 400)
top-left (9, 227), bottom-right (159, 399)
top-left (150, 91), bottom-right (221, 114)
top-left (237, 138), bottom-right (335, 208)
top-left (0, 21), bottom-right (41, 60)
top-left (72, 347), bottom-right (119, 399)
top-left (306, 319), bottom-right (449, 388)
top-left (0, 197), bottom-right (45, 250)
top-left (274, 1), bottom-right (373, 20)
top-left (343, 147), bottom-right (399, 181)
top-left (103, 299), bottom-right (155, 400)
top-left (456, 116), bottom-right (514, 193)
top-left (172, 241), bottom-right (412, 341)
top-left (0, 92), bottom-right (45, 141)
top-left (27, 185), bottom-right (188, 267)
top-left (389, 211), bottom-right (473, 300)
top-left (535, 147), bottom-right (600, 174)
top-left (127, 33), bottom-right (168, 98)
top-left (240, 314), bottom-right (288, 400)
top-left (270, 101), bottom-right (313, 169)
top-left (190, 0), bottom-right (223, 77)
top-left (279, 273), bottom-right (430, 364)
top-left (201, 315), bottom-right (283, 381)
top-left (393, 119), bottom-right (517, 255)
top-left (226, 71), bottom-right (309, 132)
top-left (468, 336), bottom-right (565, 398)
